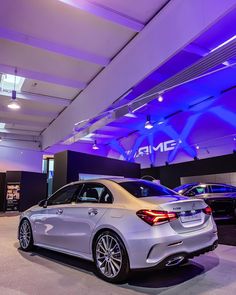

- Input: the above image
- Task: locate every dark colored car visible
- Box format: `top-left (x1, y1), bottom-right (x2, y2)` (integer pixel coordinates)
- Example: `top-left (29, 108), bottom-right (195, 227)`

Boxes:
top-left (174, 183), bottom-right (236, 220)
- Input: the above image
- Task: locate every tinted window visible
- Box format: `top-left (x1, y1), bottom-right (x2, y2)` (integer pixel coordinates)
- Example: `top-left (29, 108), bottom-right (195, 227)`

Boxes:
top-left (76, 183), bottom-right (113, 203)
top-left (210, 185), bottom-right (236, 193)
top-left (119, 181), bottom-right (175, 198)
top-left (47, 185), bottom-right (81, 206)
top-left (187, 186), bottom-right (207, 196)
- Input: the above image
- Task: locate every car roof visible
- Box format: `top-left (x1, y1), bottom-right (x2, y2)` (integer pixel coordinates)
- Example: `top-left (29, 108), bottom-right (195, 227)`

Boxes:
top-left (66, 178), bottom-right (148, 186)
top-left (177, 182), bottom-right (236, 188)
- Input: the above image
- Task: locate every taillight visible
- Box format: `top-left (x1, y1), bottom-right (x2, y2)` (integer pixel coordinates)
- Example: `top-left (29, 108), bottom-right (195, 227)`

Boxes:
top-left (203, 206), bottom-right (212, 215)
top-left (136, 210), bottom-right (177, 226)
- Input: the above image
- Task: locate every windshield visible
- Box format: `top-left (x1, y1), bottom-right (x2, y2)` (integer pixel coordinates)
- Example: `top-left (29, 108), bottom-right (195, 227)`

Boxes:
top-left (174, 184), bottom-right (195, 194)
top-left (119, 180), bottom-right (176, 198)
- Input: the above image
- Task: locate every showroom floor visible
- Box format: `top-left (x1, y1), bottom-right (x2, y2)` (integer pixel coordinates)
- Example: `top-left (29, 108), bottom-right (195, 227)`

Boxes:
top-left (0, 215), bottom-right (236, 295)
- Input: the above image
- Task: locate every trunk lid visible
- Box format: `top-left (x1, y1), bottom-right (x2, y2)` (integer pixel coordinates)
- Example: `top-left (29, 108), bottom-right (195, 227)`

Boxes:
top-left (140, 195), bottom-right (209, 233)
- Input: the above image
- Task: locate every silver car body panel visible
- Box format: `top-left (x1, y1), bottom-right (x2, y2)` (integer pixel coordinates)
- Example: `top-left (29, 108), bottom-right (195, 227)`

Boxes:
top-left (19, 179), bottom-right (218, 269)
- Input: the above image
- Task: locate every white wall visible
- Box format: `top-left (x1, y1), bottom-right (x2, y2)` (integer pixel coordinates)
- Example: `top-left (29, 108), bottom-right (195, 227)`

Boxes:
top-left (0, 145), bottom-right (43, 173)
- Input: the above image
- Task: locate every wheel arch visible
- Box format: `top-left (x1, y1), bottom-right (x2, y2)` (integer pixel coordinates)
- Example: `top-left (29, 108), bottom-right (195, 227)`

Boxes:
top-left (91, 227), bottom-right (130, 264)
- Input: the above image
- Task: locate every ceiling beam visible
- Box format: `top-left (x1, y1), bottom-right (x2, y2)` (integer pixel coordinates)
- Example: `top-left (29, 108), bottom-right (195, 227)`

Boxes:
top-left (0, 64), bottom-right (86, 89)
top-left (0, 90), bottom-right (70, 106)
top-left (58, 0), bottom-right (144, 32)
top-left (0, 27), bottom-right (109, 66)
top-left (0, 128), bottom-right (40, 136)
top-left (0, 117), bottom-right (49, 128)
top-left (0, 105), bottom-right (59, 118)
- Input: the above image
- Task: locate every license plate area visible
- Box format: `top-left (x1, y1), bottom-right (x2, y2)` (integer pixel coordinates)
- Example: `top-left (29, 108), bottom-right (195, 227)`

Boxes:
top-left (179, 210), bottom-right (202, 223)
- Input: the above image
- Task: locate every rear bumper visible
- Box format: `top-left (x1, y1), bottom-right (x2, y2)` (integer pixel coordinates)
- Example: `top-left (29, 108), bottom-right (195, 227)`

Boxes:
top-left (126, 217), bottom-right (218, 269)
top-left (133, 240), bottom-right (218, 271)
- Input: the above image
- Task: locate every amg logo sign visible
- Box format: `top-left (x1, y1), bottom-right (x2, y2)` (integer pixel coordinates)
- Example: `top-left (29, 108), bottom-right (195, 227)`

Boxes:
top-left (127, 140), bottom-right (177, 158)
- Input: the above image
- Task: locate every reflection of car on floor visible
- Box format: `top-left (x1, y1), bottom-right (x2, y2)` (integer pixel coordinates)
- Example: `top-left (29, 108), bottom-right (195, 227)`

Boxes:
top-left (18, 179), bottom-right (218, 283)
top-left (174, 183), bottom-right (236, 220)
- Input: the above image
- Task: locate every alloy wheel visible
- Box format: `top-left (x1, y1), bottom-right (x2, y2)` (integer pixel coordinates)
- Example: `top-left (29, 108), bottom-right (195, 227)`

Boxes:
top-left (19, 220), bottom-right (32, 249)
top-left (95, 234), bottom-right (122, 278)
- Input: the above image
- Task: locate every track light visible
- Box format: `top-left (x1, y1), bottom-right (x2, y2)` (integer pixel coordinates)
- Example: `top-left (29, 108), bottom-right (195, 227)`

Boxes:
top-left (157, 93), bottom-right (164, 102)
top-left (92, 140), bottom-right (99, 150)
top-left (7, 69), bottom-right (21, 110)
top-left (144, 115), bottom-right (153, 129)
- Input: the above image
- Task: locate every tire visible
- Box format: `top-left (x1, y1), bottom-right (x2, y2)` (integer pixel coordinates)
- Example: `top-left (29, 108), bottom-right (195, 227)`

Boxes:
top-left (19, 219), bottom-right (34, 251)
top-left (93, 230), bottom-right (130, 283)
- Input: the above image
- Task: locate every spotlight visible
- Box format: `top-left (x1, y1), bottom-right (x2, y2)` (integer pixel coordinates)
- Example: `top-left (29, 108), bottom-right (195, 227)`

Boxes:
top-left (196, 144), bottom-right (200, 150)
top-left (157, 93), bottom-right (164, 102)
top-left (7, 69), bottom-right (21, 110)
top-left (179, 139), bottom-right (182, 144)
top-left (92, 140), bottom-right (99, 150)
top-left (233, 137), bottom-right (236, 141)
top-left (144, 115), bottom-right (153, 129)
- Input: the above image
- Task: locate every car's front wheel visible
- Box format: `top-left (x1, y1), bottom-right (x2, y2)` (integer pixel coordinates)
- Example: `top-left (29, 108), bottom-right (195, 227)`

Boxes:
top-left (93, 231), bottom-right (129, 283)
top-left (19, 219), bottom-right (34, 251)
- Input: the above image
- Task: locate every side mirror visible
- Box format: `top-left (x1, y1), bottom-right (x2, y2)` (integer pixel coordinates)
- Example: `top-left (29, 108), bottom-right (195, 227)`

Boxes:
top-left (38, 199), bottom-right (48, 208)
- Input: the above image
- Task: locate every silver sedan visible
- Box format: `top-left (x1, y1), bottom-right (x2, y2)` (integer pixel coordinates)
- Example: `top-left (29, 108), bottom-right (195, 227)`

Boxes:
top-left (18, 179), bottom-right (218, 283)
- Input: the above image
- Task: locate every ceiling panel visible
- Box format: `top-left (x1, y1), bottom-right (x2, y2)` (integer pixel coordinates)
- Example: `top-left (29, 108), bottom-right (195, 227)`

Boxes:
top-left (21, 80), bottom-right (79, 100)
top-left (0, 0), bottom-right (135, 59)
top-left (91, 0), bottom-right (169, 23)
top-left (0, 39), bottom-right (102, 85)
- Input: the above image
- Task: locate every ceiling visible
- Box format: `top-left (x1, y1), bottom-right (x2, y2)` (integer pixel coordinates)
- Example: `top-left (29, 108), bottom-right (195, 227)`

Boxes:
top-left (0, 0), bottom-right (236, 166)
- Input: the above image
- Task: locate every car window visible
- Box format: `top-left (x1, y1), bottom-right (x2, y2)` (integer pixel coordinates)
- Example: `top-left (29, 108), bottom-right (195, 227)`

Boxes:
top-left (76, 183), bottom-right (113, 203)
top-left (210, 185), bottom-right (236, 193)
top-left (187, 186), bottom-right (207, 196)
top-left (119, 181), bottom-right (175, 198)
top-left (47, 185), bottom-right (81, 206)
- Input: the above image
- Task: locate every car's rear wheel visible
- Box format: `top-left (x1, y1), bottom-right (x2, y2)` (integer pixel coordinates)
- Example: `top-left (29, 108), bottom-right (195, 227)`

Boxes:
top-left (19, 219), bottom-right (34, 251)
top-left (93, 231), bottom-right (129, 283)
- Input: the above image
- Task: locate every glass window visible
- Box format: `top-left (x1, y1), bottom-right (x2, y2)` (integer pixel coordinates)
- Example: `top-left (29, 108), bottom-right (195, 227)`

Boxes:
top-left (47, 185), bottom-right (81, 206)
top-left (119, 181), bottom-right (175, 198)
top-left (76, 183), bottom-right (113, 203)
top-left (187, 186), bottom-right (207, 196)
top-left (210, 185), bottom-right (236, 193)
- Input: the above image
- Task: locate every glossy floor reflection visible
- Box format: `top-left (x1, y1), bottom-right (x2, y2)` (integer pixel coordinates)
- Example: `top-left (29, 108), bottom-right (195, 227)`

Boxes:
top-left (0, 215), bottom-right (236, 295)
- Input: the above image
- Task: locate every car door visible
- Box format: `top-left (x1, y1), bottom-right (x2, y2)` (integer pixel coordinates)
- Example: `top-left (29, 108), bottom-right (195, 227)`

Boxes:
top-left (57, 183), bottom-right (112, 255)
top-left (185, 185), bottom-right (209, 198)
top-left (32, 184), bottom-right (81, 248)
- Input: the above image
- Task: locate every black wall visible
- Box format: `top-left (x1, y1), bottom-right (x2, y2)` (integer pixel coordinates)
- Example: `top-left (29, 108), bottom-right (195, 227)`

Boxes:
top-left (0, 173), bottom-right (6, 212)
top-left (5, 171), bottom-right (47, 212)
top-left (53, 150), bottom-right (141, 192)
top-left (141, 153), bottom-right (236, 189)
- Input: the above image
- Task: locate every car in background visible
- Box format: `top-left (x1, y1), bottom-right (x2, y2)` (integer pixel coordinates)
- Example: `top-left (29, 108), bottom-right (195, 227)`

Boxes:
top-left (174, 183), bottom-right (236, 220)
top-left (18, 179), bottom-right (218, 283)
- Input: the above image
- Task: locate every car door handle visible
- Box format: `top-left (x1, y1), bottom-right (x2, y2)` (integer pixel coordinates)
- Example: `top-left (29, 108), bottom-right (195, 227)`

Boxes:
top-left (56, 209), bottom-right (63, 215)
top-left (88, 208), bottom-right (98, 216)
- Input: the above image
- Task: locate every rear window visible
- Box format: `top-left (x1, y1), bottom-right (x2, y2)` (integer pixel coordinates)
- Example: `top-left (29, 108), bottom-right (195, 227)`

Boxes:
top-left (119, 181), bottom-right (175, 198)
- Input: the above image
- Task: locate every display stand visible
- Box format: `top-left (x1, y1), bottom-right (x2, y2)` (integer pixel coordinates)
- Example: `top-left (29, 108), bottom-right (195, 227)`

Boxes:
top-left (0, 173), bottom-right (6, 212)
top-left (5, 171), bottom-right (47, 212)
